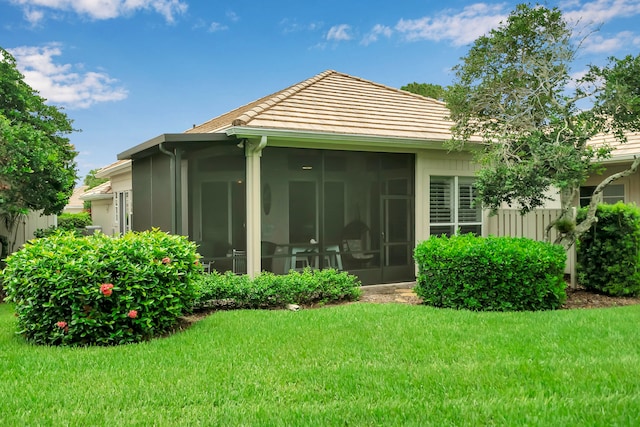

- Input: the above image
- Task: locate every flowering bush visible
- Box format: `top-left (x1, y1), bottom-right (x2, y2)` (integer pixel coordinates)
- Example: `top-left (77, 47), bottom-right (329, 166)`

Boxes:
top-left (2, 229), bottom-right (202, 346)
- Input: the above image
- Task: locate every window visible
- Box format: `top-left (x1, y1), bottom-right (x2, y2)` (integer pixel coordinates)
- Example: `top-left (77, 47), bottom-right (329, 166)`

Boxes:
top-left (579, 184), bottom-right (624, 207)
top-left (430, 176), bottom-right (482, 236)
top-left (114, 191), bottom-right (132, 234)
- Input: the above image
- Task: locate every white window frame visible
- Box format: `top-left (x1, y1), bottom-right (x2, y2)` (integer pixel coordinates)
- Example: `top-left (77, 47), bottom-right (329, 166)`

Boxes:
top-left (429, 176), bottom-right (482, 236)
top-left (114, 191), bottom-right (132, 234)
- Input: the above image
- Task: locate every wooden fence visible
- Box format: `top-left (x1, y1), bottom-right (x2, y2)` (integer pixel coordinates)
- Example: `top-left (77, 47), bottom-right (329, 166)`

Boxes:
top-left (0, 211), bottom-right (56, 255)
top-left (486, 209), bottom-right (576, 285)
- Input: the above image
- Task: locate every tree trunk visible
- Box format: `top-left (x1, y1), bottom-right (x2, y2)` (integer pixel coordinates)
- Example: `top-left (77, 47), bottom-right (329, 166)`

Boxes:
top-left (553, 156), bottom-right (640, 251)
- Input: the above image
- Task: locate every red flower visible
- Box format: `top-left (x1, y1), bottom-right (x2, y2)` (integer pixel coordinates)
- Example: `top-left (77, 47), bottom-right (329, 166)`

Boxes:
top-left (56, 321), bottom-right (67, 329)
top-left (100, 283), bottom-right (114, 297)
top-left (162, 257), bottom-right (171, 264)
top-left (127, 310), bottom-right (138, 319)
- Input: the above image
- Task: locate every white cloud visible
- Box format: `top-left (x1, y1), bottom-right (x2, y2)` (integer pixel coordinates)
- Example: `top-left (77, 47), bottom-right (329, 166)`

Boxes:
top-left (10, 0), bottom-right (188, 23)
top-left (208, 22), bottom-right (228, 32)
top-left (226, 10), bottom-right (239, 22)
top-left (563, 0), bottom-right (640, 25)
top-left (326, 24), bottom-right (352, 41)
top-left (581, 31), bottom-right (640, 53)
top-left (361, 24), bottom-right (393, 46)
top-left (395, 3), bottom-right (508, 46)
top-left (9, 44), bottom-right (128, 109)
top-left (280, 18), bottom-right (323, 34)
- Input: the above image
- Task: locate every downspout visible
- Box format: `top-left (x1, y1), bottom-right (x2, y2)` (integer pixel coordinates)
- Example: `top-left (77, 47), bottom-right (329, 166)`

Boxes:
top-left (158, 143), bottom-right (177, 234)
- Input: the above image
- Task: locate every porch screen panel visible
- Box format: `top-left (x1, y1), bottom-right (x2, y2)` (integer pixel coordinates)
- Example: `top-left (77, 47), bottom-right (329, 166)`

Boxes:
top-left (324, 181), bottom-right (345, 244)
top-left (289, 181), bottom-right (317, 243)
top-left (202, 182), bottom-right (229, 244)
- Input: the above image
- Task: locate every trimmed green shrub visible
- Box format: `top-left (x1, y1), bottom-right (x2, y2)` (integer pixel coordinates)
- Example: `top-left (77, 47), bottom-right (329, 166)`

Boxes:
top-left (2, 229), bottom-right (201, 346)
top-left (414, 234), bottom-right (567, 311)
top-left (34, 212), bottom-right (93, 238)
top-left (58, 212), bottom-right (92, 229)
top-left (193, 268), bottom-right (362, 309)
top-left (577, 202), bottom-right (640, 296)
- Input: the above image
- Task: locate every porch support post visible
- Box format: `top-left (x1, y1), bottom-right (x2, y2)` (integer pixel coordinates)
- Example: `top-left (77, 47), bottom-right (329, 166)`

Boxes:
top-left (245, 136), bottom-right (267, 278)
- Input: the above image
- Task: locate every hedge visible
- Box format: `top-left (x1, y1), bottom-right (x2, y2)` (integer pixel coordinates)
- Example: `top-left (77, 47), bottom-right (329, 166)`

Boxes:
top-left (414, 234), bottom-right (566, 311)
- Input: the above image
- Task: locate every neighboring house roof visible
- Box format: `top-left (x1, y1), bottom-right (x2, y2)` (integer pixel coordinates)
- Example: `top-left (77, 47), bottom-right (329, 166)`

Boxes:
top-left (186, 69), bottom-right (459, 142)
top-left (80, 181), bottom-right (112, 201)
top-left (63, 185), bottom-right (89, 213)
top-left (95, 159), bottom-right (131, 179)
top-left (588, 132), bottom-right (640, 161)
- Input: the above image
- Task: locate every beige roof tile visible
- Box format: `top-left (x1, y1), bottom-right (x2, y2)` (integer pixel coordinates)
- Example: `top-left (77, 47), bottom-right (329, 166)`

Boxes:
top-left (185, 70), bottom-right (457, 141)
top-left (589, 132), bottom-right (640, 159)
top-left (95, 159), bottom-right (131, 178)
top-left (80, 181), bottom-right (112, 200)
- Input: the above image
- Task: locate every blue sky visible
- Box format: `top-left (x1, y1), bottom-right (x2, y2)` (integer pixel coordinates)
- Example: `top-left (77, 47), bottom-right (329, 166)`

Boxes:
top-left (2, 0), bottom-right (640, 182)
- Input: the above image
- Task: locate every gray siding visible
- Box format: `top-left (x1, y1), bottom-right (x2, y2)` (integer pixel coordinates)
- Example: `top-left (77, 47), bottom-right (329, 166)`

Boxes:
top-left (131, 154), bottom-right (172, 232)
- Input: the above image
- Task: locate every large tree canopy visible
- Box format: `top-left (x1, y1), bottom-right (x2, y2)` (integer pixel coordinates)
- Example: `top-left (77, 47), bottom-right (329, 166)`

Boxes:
top-left (401, 82), bottom-right (446, 101)
top-left (445, 4), bottom-right (640, 250)
top-left (0, 47), bottom-right (78, 252)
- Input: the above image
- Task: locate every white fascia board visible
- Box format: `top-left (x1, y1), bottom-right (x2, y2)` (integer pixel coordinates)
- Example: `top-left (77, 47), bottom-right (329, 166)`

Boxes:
top-left (95, 160), bottom-right (131, 179)
top-left (80, 193), bottom-right (113, 201)
top-left (600, 155), bottom-right (638, 164)
top-left (225, 127), bottom-right (451, 150)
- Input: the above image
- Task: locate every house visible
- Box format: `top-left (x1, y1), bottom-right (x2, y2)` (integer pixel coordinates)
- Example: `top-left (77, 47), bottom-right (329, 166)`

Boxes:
top-left (117, 70), bottom-right (485, 285)
top-left (80, 160), bottom-right (132, 236)
top-left (580, 132), bottom-right (640, 206)
top-left (63, 185), bottom-right (89, 214)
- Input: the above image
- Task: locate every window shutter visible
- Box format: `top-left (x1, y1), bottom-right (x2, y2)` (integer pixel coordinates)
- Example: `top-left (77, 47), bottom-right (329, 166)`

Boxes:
top-left (430, 178), bottom-right (452, 223)
top-left (458, 182), bottom-right (480, 222)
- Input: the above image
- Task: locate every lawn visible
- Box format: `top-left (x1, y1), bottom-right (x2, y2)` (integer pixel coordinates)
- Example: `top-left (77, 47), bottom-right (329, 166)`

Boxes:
top-left (1, 302), bottom-right (640, 426)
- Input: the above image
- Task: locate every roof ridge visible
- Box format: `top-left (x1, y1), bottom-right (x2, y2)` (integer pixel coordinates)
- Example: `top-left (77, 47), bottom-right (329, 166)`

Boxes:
top-left (337, 71), bottom-right (448, 106)
top-left (232, 70), bottom-right (336, 126)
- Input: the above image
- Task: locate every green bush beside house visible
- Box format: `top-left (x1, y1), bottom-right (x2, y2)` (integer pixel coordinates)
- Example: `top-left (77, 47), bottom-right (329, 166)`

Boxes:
top-left (414, 234), bottom-right (567, 311)
top-left (577, 202), bottom-right (640, 296)
top-left (2, 229), bottom-right (201, 346)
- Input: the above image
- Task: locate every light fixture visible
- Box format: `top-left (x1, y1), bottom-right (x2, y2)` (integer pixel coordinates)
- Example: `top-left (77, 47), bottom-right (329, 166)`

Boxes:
top-left (302, 166), bottom-right (313, 170)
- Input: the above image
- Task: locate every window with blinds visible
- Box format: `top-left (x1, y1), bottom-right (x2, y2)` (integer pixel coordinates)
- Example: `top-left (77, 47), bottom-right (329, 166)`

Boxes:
top-left (579, 184), bottom-right (624, 207)
top-left (430, 176), bottom-right (482, 236)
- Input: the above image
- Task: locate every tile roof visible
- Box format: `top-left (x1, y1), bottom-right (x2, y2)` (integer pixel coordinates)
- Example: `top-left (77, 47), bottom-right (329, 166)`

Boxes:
top-left (95, 159), bottom-right (131, 178)
top-left (65, 185), bottom-right (89, 210)
top-left (588, 132), bottom-right (640, 160)
top-left (185, 70), bottom-right (458, 141)
top-left (80, 181), bottom-right (112, 201)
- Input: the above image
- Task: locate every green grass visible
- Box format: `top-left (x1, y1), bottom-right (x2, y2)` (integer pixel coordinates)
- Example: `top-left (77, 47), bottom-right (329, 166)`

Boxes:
top-left (2, 302), bottom-right (640, 426)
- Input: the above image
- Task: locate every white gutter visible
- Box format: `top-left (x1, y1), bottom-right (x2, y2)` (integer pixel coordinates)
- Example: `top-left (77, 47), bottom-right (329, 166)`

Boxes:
top-left (224, 126), bottom-right (461, 150)
top-left (80, 193), bottom-right (113, 201)
top-left (95, 160), bottom-right (131, 179)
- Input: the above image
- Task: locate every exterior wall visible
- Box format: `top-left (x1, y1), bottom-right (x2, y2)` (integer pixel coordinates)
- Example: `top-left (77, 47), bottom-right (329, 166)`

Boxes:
top-left (583, 162), bottom-right (640, 205)
top-left (132, 154), bottom-right (172, 232)
top-left (415, 149), bottom-right (479, 244)
top-left (90, 198), bottom-right (116, 235)
top-left (110, 173), bottom-right (131, 193)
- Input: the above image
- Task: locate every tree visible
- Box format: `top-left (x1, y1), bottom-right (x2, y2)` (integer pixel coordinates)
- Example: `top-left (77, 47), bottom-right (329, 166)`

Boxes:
top-left (0, 47), bottom-right (78, 254)
top-left (445, 4), bottom-right (640, 250)
top-left (401, 82), bottom-right (446, 100)
top-left (83, 168), bottom-right (108, 189)
top-left (81, 168), bottom-right (109, 211)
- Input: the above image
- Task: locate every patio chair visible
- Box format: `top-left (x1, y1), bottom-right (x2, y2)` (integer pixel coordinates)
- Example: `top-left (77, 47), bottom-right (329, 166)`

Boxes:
top-left (232, 249), bottom-right (247, 274)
